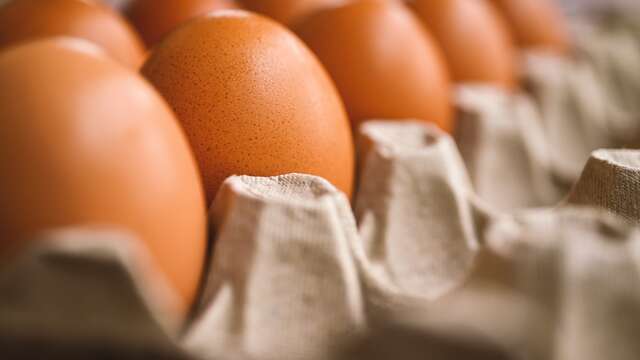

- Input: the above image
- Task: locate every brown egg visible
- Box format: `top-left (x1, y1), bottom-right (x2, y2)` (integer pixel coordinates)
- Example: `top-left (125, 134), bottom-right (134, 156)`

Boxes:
top-left (294, 0), bottom-right (453, 132)
top-left (0, 0), bottom-right (145, 68)
top-left (142, 11), bottom-right (354, 203)
top-left (0, 38), bottom-right (207, 313)
top-left (488, 0), bottom-right (571, 54)
top-left (126, 0), bottom-right (240, 47)
top-left (238, 0), bottom-right (344, 25)
top-left (408, 0), bottom-right (518, 90)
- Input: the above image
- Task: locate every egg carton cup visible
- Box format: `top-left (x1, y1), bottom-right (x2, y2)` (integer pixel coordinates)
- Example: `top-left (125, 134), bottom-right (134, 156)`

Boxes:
top-left (4, 5), bottom-right (640, 360)
top-left (0, 228), bottom-right (188, 359)
top-left (456, 8), bottom-right (640, 212)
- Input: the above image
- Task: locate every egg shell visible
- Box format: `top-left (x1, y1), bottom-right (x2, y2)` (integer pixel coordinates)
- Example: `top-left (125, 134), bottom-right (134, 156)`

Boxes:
top-left (238, 0), bottom-right (345, 25)
top-left (142, 11), bottom-right (355, 203)
top-left (294, 0), bottom-right (454, 132)
top-left (0, 38), bottom-right (207, 313)
top-left (488, 0), bottom-right (571, 54)
top-left (409, 0), bottom-right (518, 90)
top-left (0, 0), bottom-right (145, 68)
top-left (126, 0), bottom-right (240, 47)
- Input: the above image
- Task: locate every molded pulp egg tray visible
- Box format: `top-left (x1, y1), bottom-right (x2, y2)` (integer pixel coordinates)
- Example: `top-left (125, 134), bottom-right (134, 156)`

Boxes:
top-left (3, 7), bottom-right (640, 360)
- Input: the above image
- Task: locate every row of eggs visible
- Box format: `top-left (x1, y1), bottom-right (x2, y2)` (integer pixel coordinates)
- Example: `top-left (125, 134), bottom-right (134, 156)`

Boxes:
top-left (0, 0), bottom-right (570, 317)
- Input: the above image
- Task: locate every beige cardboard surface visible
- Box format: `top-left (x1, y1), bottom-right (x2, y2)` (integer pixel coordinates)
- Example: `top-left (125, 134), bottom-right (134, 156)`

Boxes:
top-left (455, 86), bottom-right (563, 210)
top-left (355, 122), bottom-right (478, 301)
top-left (568, 149), bottom-right (640, 222)
top-left (185, 175), bottom-right (365, 360)
top-left (0, 228), bottom-right (187, 359)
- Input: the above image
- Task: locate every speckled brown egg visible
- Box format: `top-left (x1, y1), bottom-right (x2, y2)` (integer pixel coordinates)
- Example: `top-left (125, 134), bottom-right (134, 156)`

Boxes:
top-left (238, 0), bottom-right (345, 25)
top-left (488, 0), bottom-right (571, 54)
top-left (0, 0), bottom-right (145, 68)
top-left (126, 0), bottom-right (240, 47)
top-left (142, 11), bottom-right (355, 203)
top-left (0, 38), bottom-right (206, 313)
top-left (294, 0), bottom-right (453, 132)
top-left (408, 0), bottom-right (518, 90)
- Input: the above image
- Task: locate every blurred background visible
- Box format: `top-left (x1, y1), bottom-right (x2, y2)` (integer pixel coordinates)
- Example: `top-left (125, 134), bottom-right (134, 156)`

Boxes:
top-left (116, 0), bottom-right (634, 13)
top-left (0, 0), bottom-right (636, 14)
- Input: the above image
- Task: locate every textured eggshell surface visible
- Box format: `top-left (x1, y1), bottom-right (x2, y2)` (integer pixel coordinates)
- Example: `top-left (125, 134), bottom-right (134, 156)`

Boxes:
top-left (238, 0), bottom-right (345, 25)
top-left (126, 0), bottom-right (240, 46)
top-left (489, 0), bottom-right (571, 54)
top-left (294, 0), bottom-right (454, 132)
top-left (409, 0), bottom-right (518, 90)
top-left (0, 0), bottom-right (145, 68)
top-left (0, 38), bottom-right (207, 313)
top-left (142, 11), bottom-right (355, 203)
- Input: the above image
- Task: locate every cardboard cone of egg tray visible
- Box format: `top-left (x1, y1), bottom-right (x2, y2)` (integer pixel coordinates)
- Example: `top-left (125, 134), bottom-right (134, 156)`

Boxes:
top-left (0, 229), bottom-right (189, 359)
top-left (5, 8), bottom-right (640, 360)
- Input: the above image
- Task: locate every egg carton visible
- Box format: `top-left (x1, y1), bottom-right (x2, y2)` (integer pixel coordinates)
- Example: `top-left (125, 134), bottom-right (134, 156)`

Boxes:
top-left (3, 6), bottom-right (640, 360)
top-left (3, 120), bottom-right (640, 360)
